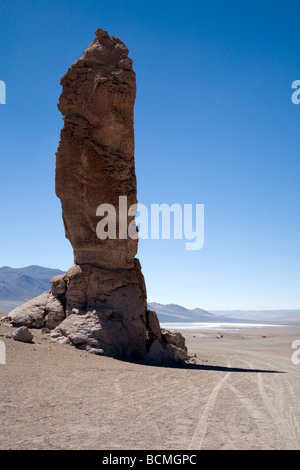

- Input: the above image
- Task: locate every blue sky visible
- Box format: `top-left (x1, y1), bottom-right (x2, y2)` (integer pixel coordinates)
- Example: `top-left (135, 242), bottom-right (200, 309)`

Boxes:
top-left (0, 0), bottom-right (299, 310)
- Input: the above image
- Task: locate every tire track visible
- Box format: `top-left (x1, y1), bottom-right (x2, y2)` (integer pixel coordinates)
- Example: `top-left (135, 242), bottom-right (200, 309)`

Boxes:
top-left (188, 366), bottom-right (232, 449)
top-left (238, 355), bottom-right (300, 449)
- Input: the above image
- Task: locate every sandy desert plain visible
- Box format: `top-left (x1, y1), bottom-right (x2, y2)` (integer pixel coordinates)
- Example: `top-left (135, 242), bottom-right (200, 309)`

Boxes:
top-left (1, 313), bottom-right (300, 451)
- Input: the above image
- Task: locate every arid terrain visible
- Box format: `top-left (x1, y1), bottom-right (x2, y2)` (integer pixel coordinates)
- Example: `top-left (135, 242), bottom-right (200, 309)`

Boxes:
top-left (1, 315), bottom-right (300, 450)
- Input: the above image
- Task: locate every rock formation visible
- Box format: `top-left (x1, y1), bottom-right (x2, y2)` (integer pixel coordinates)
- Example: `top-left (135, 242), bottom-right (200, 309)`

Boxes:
top-left (9, 29), bottom-right (188, 362)
top-left (12, 326), bottom-right (34, 343)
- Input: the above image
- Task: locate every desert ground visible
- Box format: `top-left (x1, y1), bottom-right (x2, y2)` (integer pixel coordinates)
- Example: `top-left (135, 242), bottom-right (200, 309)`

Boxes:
top-left (1, 315), bottom-right (300, 450)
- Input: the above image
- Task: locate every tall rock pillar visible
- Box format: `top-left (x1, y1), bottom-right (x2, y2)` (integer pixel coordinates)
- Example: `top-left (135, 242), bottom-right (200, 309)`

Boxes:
top-left (9, 29), bottom-right (188, 363)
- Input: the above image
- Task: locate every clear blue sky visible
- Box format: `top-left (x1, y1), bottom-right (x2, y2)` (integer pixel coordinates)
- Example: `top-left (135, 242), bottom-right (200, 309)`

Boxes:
top-left (0, 0), bottom-right (299, 310)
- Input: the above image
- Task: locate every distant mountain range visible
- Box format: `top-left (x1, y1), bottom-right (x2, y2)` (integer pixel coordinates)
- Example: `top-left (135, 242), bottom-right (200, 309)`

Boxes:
top-left (0, 266), bottom-right (64, 313)
top-left (148, 304), bottom-right (300, 324)
top-left (147, 302), bottom-right (225, 323)
top-left (0, 266), bottom-right (299, 324)
top-left (210, 309), bottom-right (300, 324)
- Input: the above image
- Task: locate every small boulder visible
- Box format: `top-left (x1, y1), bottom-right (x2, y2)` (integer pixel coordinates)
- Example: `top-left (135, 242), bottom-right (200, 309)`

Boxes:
top-left (161, 329), bottom-right (187, 352)
top-left (9, 291), bottom-right (50, 328)
top-left (85, 345), bottom-right (104, 355)
top-left (145, 339), bottom-right (165, 364)
top-left (163, 343), bottom-right (189, 362)
top-left (13, 326), bottom-right (34, 343)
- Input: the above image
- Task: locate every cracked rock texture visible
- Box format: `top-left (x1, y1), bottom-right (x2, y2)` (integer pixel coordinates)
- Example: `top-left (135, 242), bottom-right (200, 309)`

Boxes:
top-left (9, 29), bottom-right (188, 362)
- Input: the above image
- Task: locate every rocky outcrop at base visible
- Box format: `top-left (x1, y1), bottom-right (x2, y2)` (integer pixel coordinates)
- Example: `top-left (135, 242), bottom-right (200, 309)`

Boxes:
top-left (9, 265), bottom-right (188, 361)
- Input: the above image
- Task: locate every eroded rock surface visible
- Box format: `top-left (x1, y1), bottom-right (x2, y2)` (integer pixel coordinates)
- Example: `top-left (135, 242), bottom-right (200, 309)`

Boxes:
top-left (8, 29), bottom-right (188, 362)
top-left (56, 28), bottom-right (137, 269)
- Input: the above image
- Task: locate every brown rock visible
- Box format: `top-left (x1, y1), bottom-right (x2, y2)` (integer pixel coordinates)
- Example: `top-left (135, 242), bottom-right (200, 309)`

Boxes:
top-left (9, 291), bottom-right (51, 328)
top-left (161, 329), bottom-right (187, 352)
top-left (50, 274), bottom-right (66, 295)
top-left (56, 28), bottom-right (137, 269)
top-left (7, 29), bottom-right (188, 362)
top-left (44, 293), bottom-right (65, 329)
top-left (163, 343), bottom-right (189, 362)
top-left (146, 310), bottom-right (162, 343)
